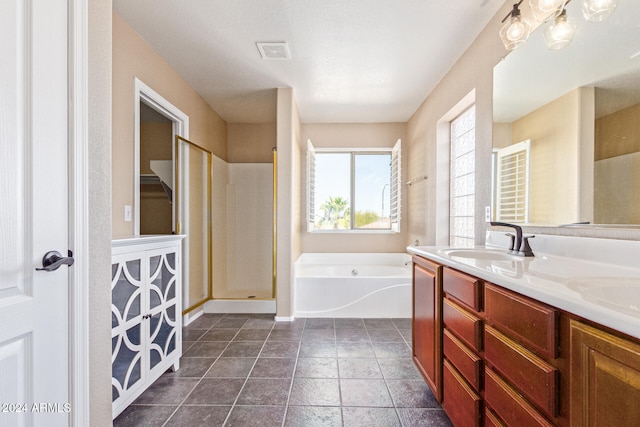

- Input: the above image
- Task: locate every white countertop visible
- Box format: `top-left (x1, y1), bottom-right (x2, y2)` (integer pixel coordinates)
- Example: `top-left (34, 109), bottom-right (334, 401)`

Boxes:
top-left (407, 231), bottom-right (640, 341)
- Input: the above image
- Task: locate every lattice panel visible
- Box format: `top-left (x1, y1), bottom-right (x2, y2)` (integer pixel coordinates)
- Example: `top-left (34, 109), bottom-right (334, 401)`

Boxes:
top-left (147, 253), bottom-right (178, 369)
top-left (111, 258), bottom-right (143, 402)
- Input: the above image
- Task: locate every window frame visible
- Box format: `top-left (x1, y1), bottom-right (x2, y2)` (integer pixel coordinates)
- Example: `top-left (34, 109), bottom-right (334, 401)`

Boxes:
top-left (493, 139), bottom-right (531, 223)
top-left (306, 140), bottom-right (401, 233)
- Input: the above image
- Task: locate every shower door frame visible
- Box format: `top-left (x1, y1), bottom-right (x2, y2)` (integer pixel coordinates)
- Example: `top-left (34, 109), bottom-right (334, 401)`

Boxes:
top-left (175, 136), bottom-right (213, 314)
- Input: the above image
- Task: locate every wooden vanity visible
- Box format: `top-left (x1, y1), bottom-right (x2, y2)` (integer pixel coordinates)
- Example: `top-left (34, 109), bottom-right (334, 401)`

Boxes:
top-left (411, 253), bottom-right (640, 427)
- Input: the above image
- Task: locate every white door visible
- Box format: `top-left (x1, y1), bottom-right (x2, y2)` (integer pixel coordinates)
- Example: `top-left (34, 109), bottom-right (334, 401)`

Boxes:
top-left (0, 0), bottom-right (71, 426)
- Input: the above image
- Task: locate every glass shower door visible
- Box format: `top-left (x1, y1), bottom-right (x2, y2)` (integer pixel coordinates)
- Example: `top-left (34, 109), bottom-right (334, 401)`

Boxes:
top-left (175, 136), bottom-right (212, 313)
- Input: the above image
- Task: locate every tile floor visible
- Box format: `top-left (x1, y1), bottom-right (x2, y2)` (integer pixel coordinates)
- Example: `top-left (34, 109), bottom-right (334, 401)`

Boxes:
top-left (114, 313), bottom-right (452, 427)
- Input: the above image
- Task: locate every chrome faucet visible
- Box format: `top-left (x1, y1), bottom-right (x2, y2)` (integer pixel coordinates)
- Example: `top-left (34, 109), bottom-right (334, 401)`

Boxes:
top-left (490, 222), bottom-right (534, 257)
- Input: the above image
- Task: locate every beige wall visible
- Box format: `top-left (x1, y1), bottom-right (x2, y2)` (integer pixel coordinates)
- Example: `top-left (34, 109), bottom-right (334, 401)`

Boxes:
top-left (300, 123), bottom-right (409, 253)
top-left (493, 122), bottom-right (512, 149)
top-left (594, 152), bottom-right (640, 224)
top-left (112, 12), bottom-right (227, 237)
top-left (88, 0), bottom-right (113, 425)
top-left (511, 88), bottom-right (587, 224)
top-left (406, 4), bottom-right (512, 246)
top-left (228, 123), bottom-right (276, 163)
top-left (276, 88), bottom-right (302, 318)
top-left (594, 102), bottom-right (640, 224)
top-left (595, 103), bottom-right (640, 160)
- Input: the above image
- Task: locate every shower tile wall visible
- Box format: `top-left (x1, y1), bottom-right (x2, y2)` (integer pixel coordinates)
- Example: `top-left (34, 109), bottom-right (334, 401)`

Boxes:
top-left (212, 156), bottom-right (273, 299)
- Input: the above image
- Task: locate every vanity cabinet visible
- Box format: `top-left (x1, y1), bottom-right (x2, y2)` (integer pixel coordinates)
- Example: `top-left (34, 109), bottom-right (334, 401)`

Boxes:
top-left (111, 236), bottom-right (183, 418)
top-left (442, 267), bottom-right (484, 427)
top-left (412, 256), bottom-right (443, 401)
top-left (570, 320), bottom-right (640, 426)
top-left (411, 250), bottom-right (640, 427)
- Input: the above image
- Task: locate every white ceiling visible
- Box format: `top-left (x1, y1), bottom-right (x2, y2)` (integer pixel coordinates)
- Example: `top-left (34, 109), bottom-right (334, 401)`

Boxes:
top-left (113, 0), bottom-right (505, 124)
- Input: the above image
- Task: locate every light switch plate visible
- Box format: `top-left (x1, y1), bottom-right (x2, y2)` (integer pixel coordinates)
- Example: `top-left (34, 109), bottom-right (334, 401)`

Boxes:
top-left (124, 205), bottom-right (132, 222)
top-left (485, 206), bottom-right (491, 222)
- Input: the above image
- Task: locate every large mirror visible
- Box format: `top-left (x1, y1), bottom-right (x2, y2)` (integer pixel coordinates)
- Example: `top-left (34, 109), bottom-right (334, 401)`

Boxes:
top-left (493, 0), bottom-right (640, 227)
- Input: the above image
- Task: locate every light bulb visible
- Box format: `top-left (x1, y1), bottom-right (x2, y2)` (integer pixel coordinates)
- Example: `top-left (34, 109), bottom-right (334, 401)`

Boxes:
top-left (508, 19), bottom-right (527, 40)
top-left (499, 5), bottom-right (532, 51)
top-left (529, 0), bottom-right (566, 22)
top-left (544, 10), bottom-right (577, 50)
top-left (582, 0), bottom-right (618, 22)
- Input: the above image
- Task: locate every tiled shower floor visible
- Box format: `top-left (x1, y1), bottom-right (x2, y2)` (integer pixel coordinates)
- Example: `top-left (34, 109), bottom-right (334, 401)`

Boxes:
top-left (114, 314), bottom-right (452, 427)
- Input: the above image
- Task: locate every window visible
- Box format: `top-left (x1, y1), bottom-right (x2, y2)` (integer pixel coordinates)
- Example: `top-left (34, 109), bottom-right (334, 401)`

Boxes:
top-left (307, 140), bottom-right (401, 232)
top-left (449, 106), bottom-right (476, 247)
top-left (493, 139), bottom-right (530, 223)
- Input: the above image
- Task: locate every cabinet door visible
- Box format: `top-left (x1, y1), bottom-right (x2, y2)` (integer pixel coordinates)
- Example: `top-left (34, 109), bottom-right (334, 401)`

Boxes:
top-left (111, 254), bottom-right (145, 405)
top-left (413, 259), bottom-right (441, 401)
top-left (570, 320), bottom-right (640, 426)
top-left (147, 249), bottom-right (180, 375)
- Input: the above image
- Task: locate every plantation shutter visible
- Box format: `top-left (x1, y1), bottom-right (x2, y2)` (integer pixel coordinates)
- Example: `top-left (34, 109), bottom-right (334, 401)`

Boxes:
top-left (495, 139), bottom-right (530, 223)
top-left (306, 139), bottom-right (316, 231)
top-left (390, 139), bottom-right (401, 231)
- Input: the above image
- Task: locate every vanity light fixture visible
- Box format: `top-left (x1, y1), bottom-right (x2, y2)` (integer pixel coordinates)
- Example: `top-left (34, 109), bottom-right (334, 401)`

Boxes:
top-left (501, 0), bottom-right (617, 51)
top-left (582, 0), bottom-right (618, 22)
top-left (544, 8), bottom-right (578, 49)
top-left (500, 1), bottom-right (533, 51)
top-left (529, 0), bottom-right (566, 22)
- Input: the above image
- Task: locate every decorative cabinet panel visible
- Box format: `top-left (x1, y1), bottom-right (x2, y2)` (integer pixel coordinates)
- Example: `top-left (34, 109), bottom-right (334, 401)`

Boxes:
top-left (570, 320), bottom-right (640, 426)
top-left (412, 256), bottom-right (443, 401)
top-left (111, 236), bottom-right (184, 419)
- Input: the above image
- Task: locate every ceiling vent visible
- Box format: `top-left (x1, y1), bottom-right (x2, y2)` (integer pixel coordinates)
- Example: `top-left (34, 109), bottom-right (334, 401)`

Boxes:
top-left (256, 42), bottom-right (290, 60)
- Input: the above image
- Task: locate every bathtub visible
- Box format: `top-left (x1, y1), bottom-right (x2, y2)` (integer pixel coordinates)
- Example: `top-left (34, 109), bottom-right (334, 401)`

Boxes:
top-left (294, 253), bottom-right (412, 318)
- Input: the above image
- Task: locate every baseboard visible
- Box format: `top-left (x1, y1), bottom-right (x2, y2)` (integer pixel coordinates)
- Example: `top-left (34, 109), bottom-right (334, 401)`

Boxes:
top-left (204, 299), bottom-right (276, 314)
top-left (182, 307), bottom-right (204, 326)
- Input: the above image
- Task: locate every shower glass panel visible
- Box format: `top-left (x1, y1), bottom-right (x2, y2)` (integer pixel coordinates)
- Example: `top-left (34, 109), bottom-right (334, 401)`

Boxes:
top-left (175, 136), bottom-right (212, 313)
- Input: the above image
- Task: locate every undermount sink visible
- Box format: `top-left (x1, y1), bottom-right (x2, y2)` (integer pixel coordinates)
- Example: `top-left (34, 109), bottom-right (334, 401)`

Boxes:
top-left (569, 278), bottom-right (640, 314)
top-left (439, 248), bottom-right (520, 261)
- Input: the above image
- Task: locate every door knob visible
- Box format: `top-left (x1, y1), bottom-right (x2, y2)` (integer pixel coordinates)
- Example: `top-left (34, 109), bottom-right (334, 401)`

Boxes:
top-left (36, 250), bottom-right (74, 271)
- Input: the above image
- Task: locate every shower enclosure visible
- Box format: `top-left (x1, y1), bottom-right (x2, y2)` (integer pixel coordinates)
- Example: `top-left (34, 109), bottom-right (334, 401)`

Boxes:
top-left (176, 136), bottom-right (275, 315)
top-left (211, 156), bottom-right (274, 300)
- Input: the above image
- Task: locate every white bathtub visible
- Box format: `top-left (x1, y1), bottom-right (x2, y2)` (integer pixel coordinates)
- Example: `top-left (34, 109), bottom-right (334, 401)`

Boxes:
top-left (294, 253), bottom-right (412, 318)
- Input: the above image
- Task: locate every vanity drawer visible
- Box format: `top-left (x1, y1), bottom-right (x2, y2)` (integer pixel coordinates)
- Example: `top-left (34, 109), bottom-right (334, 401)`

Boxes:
top-left (485, 367), bottom-right (554, 427)
top-left (443, 267), bottom-right (482, 311)
top-left (443, 298), bottom-right (483, 352)
top-left (443, 328), bottom-right (482, 392)
top-left (485, 283), bottom-right (558, 359)
top-left (443, 359), bottom-right (482, 427)
top-left (485, 325), bottom-right (558, 418)
top-left (485, 407), bottom-right (505, 427)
